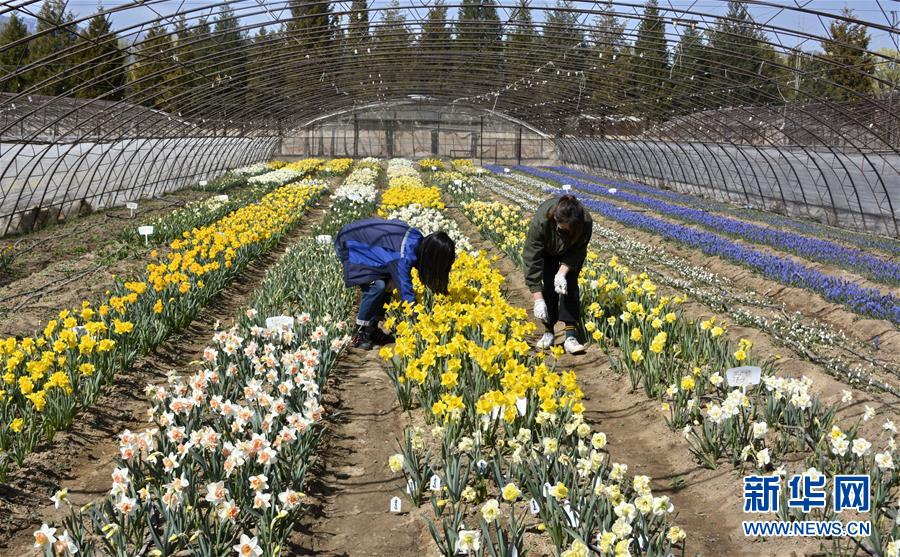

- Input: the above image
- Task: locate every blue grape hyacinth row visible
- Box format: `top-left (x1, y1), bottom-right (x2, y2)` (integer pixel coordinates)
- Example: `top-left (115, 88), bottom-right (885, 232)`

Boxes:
top-left (530, 167), bottom-right (900, 286)
top-left (487, 164), bottom-right (900, 326)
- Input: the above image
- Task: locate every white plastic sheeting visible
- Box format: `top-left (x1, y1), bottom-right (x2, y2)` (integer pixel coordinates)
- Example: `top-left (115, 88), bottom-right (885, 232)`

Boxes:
top-left (0, 136), bottom-right (278, 236)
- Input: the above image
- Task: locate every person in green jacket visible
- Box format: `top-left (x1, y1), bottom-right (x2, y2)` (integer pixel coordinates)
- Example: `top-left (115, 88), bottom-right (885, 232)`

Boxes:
top-left (523, 194), bottom-right (593, 354)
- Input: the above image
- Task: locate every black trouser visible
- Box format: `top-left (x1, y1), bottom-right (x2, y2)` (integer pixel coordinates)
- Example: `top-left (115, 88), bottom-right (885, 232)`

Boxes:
top-left (542, 256), bottom-right (581, 332)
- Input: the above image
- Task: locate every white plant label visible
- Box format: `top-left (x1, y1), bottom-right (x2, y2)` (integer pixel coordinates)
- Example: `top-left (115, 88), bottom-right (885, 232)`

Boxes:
top-left (529, 498), bottom-right (540, 514)
top-left (316, 234), bottom-right (332, 245)
top-left (265, 316), bottom-right (294, 330)
top-left (726, 366), bottom-right (762, 388)
top-left (215, 194), bottom-right (229, 202)
top-left (199, 180), bottom-right (208, 187)
top-left (608, 188), bottom-right (618, 194)
top-left (562, 184), bottom-right (571, 191)
top-left (542, 482), bottom-right (551, 498)
top-left (429, 475), bottom-right (441, 491)
top-left (503, 167), bottom-right (511, 173)
top-left (563, 501), bottom-right (580, 527)
top-left (389, 496), bottom-right (401, 513)
top-left (125, 202), bottom-right (137, 217)
top-left (515, 397), bottom-right (527, 416)
top-left (477, 460), bottom-right (488, 474)
top-left (453, 179), bottom-right (462, 186)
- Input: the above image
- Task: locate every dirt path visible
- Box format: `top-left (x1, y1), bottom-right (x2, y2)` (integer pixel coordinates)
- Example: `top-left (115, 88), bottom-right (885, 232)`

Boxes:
top-left (0, 193), bottom-right (335, 553)
top-left (446, 204), bottom-right (820, 557)
top-left (288, 348), bottom-right (430, 556)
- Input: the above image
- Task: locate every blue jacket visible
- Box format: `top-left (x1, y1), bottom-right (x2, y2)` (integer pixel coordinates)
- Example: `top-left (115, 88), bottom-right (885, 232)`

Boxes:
top-left (335, 218), bottom-right (423, 303)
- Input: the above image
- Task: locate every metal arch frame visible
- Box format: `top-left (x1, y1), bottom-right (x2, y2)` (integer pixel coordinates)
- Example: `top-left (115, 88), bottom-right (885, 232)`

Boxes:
top-left (0, 0), bottom-right (897, 235)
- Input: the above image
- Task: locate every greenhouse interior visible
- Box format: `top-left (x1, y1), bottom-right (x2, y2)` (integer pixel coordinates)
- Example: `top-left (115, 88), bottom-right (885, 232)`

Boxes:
top-left (0, 0), bottom-right (898, 556)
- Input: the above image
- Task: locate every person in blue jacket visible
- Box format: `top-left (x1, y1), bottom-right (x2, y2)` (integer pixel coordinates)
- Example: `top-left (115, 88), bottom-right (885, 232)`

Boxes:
top-left (335, 218), bottom-right (456, 349)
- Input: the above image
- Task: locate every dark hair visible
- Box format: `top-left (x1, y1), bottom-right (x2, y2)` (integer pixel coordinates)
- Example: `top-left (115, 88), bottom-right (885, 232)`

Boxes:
top-left (415, 231), bottom-right (456, 295)
top-left (547, 194), bottom-right (586, 241)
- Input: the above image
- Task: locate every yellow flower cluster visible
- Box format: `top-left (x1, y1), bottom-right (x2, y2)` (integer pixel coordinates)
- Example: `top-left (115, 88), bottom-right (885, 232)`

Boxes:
top-left (282, 158), bottom-right (325, 175)
top-left (418, 158), bottom-right (445, 171)
top-left (377, 177), bottom-right (444, 217)
top-left (463, 201), bottom-right (527, 256)
top-left (381, 250), bottom-right (584, 425)
top-left (0, 181), bottom-right (326, 468)
top-left (321, 158), bottom-right (353, 176)
top-left (451, 159), bottom-right (479, 175)
top-left (268, 160), bottom-right (287, 169)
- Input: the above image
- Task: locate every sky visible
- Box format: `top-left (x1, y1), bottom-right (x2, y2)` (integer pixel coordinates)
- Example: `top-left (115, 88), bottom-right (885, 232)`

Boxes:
top-left (3, 0), bottom-right (898, 52)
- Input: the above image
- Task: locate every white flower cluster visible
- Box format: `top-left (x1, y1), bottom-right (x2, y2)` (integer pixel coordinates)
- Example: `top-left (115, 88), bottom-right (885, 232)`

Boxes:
top-left (248, 167), bottom-right (305, 187)
top-left (387, 204), bottom-right (473, 253)
top-left (334, 167), bottom-right (379, 204)
top-left (387, 158), bottom-right (418, 179)
top-left (232, 162), bottom-right (270, 177)
top-left (763, 375), bottom-right (813, 409)
top-left (704, 389), bottom-right (749, 425)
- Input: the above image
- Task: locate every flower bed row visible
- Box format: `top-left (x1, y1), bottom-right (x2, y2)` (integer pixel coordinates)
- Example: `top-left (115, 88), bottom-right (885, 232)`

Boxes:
top-left (35, 239), bottom-right (354, 556)
top-left (530, 166), bottom-right (900, 287)
top-left (194, 162), bottom-right (272, 193)
top-left (378, 166), bottom-right (685, 556)
top-left (0, 181), bottom-right (329, 481)
top-left (317, 160), bottom-right (383, 236)
top-left (450, 176), bottom-right (899, 555)
top-left (553, 166), bottom-right (900, 259)
top-left (499, 166), bottom-right (900, 326)
top-left (377, 159), bottom-right (445, 217)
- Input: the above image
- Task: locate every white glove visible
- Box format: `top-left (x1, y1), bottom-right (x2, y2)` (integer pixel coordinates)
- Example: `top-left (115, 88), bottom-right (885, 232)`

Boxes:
top-left (554, 273), bottom-right (567, 295)
top-left (533, 298), bottom-right (549, 322)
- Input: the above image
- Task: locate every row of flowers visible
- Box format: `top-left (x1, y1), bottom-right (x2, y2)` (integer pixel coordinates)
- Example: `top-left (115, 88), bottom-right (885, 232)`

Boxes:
top-left (318, 160), bottom-right (384, 236)
top-left (379, 165), bottom-right (685, 556)
top-left (34, 239), bottom-right (355, 556)
top-left (0, 181), bottom-right (329, 481)
top-left (499, 166), bottom-right (900, 326)
top-left (377, 159), bottom-right (445, 217)
top-left (196, 162), bottom-right (273, 193)
top-left (120, 160), bottom-right (324, 245)
top-left (534, 167), bottom-right (900, 287)
top-left (555, 166), bottom-right (900, 259)
top-left (476, 171), bottom-right (899, 397)
top-left (29, 157), bottom-right (388, 556)
top-left (452, 173), bottom-right (900, 555)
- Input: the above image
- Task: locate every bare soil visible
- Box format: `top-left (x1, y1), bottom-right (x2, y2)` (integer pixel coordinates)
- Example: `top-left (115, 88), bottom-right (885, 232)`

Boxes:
top-left (0, 188), bottom-right (211, 338)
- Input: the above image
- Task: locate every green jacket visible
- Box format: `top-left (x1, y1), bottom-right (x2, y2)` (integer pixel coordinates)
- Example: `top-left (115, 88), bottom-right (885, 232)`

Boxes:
top-left (523, 197), bottom-right (593, 293)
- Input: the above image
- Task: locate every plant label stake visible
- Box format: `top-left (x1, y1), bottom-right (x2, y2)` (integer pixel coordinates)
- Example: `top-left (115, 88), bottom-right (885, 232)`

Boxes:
top-left (265, 316), bottom-right (294, 330)
top-left (453, 179), bottom-right (462, 186)
top-left (542, 482), bottom-right (551, 498)
top-left (316, 234), bottom-right (332, 245)
top-left (529, 498), bottom-right (540, 514)
top-left (515, 397), bottom-right (527, 416)
top-left (429, 475), bottom-right (441, 491)
top-left (72, 326), bottom-right (88, 338)
top-left (389, 496), bottom-right (401, 513)
top-left (477, 460), bottom-right (488, 474)
top-left (199, 180), bottom-right (208, 188)
top-left (137, 225), bottom-right (154, 245)
top-left (405, 478), bottom-right (415, 494)
top-left (562, 184), bottom-right (571, 191)
top-left (503, 168), bottom-right (511, 174)
top-left (214, 194), bottom-right (229, 202)
top-left (125, 202), bottom-right (137, 217)
top-left (608, 188), bottom-right (618, 194)
top-left (726, 366), bottom-right (762, 395)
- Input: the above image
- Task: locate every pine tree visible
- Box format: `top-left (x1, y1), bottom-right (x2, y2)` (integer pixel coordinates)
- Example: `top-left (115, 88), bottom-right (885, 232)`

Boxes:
top-left (417, 1), bottom-right (450, 85)
top-left (348, 0), bottom-right (369, 45)
top-left (72, 6), bottom-right (126, 100)
top-left (669, 22), bottom-right (707, 115)
top-left (502, 0), bottom-right (536, 86)
top-left (543, 0), bottom-right (582, 51)
top-left (456, 0), bottom-right (502, 71)
top-left (873, 48), bottom-right (899, 98)
top-left (211, 5), bottom-right (247, 111)
top-left (245, 27), bottom-right (272, 110)
top-left (286, 0), bottom-right (333, 51)
top-left (586, 0), bottom-right (627, 116)
top-left (820, 7), bottom-right (875, 101)
top-left (0, 13), bottom-right (31, 93)
top-left (706, 0), bottom-right (778, 107)
top-left (129, 23), bottom-right (175, 110)
top-left (26, 0), bottom-right (78, 95)
top-left (629, 0), bottom-right (669, 120)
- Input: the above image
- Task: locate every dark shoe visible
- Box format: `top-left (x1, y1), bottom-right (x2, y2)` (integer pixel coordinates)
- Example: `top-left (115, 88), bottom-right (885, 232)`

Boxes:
top-left (372, 327), bottom-right (395, 346)
top-left (352, 326), bottom-right (374, 350)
